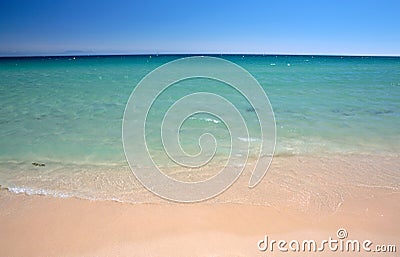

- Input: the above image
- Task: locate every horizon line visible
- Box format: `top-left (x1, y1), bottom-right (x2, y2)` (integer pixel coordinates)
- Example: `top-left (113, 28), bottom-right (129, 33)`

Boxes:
top-left (1, 51), bottom-right (400, 58)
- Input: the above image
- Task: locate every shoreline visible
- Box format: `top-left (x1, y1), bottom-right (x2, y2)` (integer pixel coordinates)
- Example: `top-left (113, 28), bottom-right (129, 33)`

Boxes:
top-left (1, 153), bottom-right (398, 212)
top-left (0, 153), bottom-right (399, 256)
top-left (0, 189), bottom-right (399, 256)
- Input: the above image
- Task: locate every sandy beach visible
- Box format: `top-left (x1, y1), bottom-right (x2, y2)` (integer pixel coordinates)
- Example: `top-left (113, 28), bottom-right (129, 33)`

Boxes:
top-left (1, 154), bottom-right (399, 257)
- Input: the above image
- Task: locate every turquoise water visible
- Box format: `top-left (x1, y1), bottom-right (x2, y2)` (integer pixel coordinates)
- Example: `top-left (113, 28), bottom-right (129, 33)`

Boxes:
top-left (0, 55), bottom-right (399, 200)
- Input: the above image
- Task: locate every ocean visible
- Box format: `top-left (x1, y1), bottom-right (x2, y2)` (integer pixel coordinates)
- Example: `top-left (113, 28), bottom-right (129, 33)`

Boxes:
top-left (0, 55), bottom-right (399, 206)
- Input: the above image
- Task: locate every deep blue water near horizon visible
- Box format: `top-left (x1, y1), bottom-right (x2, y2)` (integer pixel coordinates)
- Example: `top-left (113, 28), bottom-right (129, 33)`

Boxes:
top-left (0, 54), bottom-right (399, 201)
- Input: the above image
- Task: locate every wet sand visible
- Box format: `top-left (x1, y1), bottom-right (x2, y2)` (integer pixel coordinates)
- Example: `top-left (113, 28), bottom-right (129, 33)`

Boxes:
top-left (0, 154), bottom-right (399, 256)
top-left (0, 191), bottom-right (399, 256)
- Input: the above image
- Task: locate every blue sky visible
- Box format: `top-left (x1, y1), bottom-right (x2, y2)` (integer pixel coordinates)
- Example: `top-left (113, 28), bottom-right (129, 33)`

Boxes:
top-left (0, 0), bottom-right (399, 56)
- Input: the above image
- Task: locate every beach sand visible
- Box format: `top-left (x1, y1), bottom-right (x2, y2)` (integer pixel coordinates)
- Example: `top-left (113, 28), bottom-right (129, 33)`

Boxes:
top-left (0, 154), bottom-right (399, 256)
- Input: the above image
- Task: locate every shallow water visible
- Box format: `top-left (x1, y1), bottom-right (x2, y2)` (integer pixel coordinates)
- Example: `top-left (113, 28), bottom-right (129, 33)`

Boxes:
top-left (0, 55), bottom-right (399, 206)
